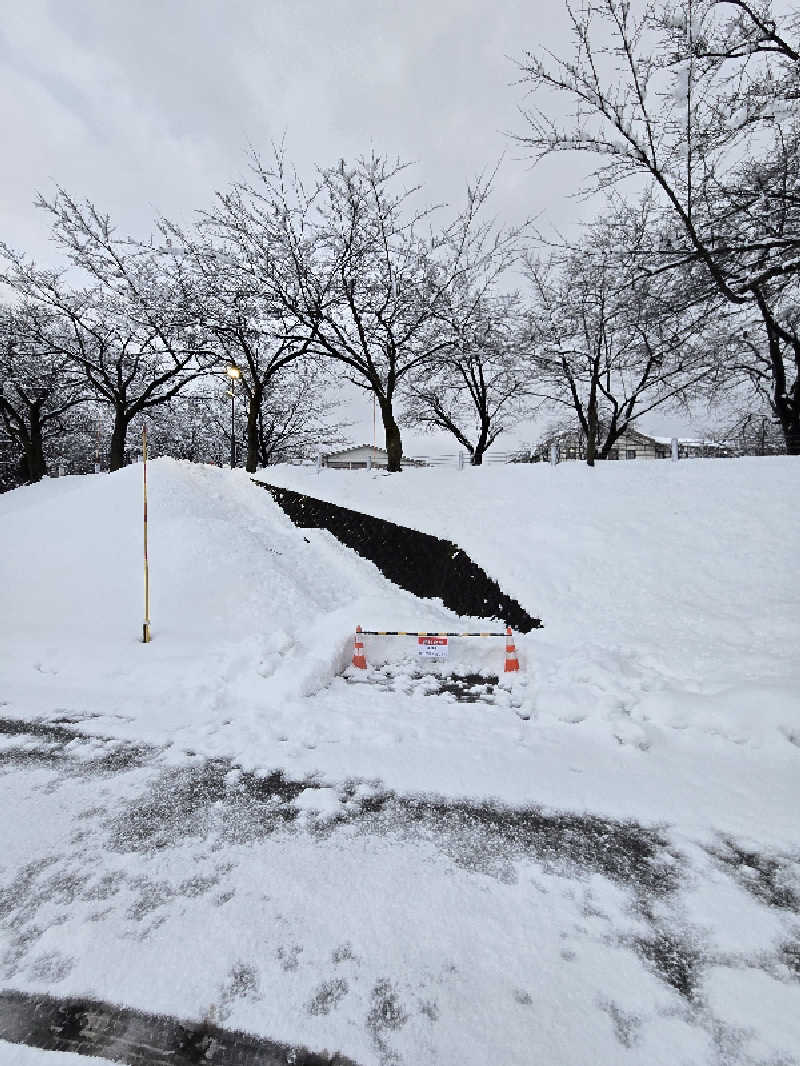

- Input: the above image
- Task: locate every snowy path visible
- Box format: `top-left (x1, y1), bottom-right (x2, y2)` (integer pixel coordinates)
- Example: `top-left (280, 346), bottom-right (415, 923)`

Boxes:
top-left (1, 702), bottom-right (799, 1066)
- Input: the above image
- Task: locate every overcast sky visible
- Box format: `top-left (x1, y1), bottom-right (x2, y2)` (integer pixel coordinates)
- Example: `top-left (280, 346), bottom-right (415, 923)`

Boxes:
top-left (1, 0), bottom-right (719, 446)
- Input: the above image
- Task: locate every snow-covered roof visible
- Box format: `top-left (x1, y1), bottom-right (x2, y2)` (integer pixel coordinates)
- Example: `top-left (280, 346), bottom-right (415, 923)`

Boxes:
top-left (325, 444), bottom-right (389, 458)
top-left (650, 436), bottom-right (728, 448)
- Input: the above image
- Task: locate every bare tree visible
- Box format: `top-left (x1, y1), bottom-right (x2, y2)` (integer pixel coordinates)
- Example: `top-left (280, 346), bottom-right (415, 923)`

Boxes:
top-left (0, 303), bottom-right (86, 483)
top-left (154, 222), bottom-right (323, 473)
top-left (208, 151), bottom-right (524, 471)
top-left (404, 294), bottom-right (531, 464)
top-left (722, 406), bottom-right (787, 453)
top-left (128, 362), bottom-right (347, 469)
top-left (517, 0), bottom-right (800, 453)
top-left (527, 216), bottom-right (715, 465)
top-left (2, 191), bottom-right (215, 470)
top-left (125, 391), bottom-right (226, 466)
top-left (254, 370), bottom-right (349, 466)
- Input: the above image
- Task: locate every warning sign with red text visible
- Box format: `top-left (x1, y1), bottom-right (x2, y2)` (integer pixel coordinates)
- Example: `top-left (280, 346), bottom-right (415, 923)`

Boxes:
top-left (417, 635), bottom-right (449, 660)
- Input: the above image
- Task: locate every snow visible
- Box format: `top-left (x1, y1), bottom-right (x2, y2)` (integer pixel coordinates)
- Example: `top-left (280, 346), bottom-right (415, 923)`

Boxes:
top-left (260, 458), bottom-right (800, 828)
top-left (650, 435), bottom-right (727, 447)
top-left (294, 786), bottom-right (341, 816)
top-left (0, 1045), bottom-right (112, 1066)
top-left (703, 967), bottom-right (800, 1060)
top-left (0, 457), bottom-right (798, 1065)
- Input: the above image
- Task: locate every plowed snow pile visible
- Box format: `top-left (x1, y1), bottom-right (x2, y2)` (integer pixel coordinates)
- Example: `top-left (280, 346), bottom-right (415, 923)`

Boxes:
top-left (0, 457), bottom-right (798, 1066)
top-left (0, 460), bottom-right (498, 764)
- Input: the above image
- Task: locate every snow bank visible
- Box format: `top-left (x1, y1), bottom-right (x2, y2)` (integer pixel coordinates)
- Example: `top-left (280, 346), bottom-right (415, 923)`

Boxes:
top-left (0, 460), bottom-right (487, 753)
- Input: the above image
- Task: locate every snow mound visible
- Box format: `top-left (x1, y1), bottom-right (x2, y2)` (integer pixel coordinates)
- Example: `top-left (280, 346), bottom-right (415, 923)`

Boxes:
top-left (0, 460), bottom-right (490, 755)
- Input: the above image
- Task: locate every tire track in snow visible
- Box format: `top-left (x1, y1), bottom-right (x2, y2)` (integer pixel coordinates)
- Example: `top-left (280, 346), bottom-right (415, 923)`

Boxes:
top-left (0, 989), bottom-right (359, 1065)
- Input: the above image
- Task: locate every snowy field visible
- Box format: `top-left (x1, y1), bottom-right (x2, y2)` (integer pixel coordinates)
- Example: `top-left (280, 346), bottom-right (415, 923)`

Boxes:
top-left (0, 457), bottom-right (799, 1065)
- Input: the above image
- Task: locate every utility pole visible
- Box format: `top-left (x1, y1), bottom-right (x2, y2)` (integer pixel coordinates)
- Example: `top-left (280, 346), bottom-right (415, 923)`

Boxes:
top-left (142, 423), bottom-right (151, 644)
top-left (687, 0), bottom-right (694, 226)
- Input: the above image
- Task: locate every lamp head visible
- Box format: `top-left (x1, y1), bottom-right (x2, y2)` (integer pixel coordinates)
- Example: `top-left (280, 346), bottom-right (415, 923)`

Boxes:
top-left (226, 364), bottom-right (241, 380)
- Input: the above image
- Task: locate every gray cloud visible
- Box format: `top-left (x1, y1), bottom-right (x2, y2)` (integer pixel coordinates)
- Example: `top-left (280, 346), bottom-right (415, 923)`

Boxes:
top-left (0, 0), bottom-right (716, 441)
top-left (2, 0), bottom-right (592, 258)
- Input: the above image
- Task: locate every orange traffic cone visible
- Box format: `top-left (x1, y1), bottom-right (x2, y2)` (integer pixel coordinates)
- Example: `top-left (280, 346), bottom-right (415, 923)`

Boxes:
top-left (352, 625), bottom-right (367, 670)
top-left (504, 627), bottom-right (520, 672)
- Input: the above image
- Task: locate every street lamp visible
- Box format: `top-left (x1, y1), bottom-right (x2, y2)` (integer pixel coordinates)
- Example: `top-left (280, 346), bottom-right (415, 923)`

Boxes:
top-left (226, 363), bottom-right (241, 468)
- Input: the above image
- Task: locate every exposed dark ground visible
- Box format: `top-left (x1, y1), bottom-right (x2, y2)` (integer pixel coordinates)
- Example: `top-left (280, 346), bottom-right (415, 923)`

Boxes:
top-left (346, 670), bottom-right (501, 704)
top-left (0, 989), bottom-right (358, 1065)
top-left (0, 716), bottom-right (156, 773)
top-left (254, 481), bottom-right (540, 633)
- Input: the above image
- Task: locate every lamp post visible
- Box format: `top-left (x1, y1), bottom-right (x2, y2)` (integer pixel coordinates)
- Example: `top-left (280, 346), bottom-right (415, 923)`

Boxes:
top-left (226, 363), bottom-right (241, 468)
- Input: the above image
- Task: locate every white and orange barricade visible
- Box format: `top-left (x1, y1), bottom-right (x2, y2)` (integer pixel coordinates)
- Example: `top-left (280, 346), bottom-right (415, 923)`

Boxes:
top-left (350, 626), bottom-right (523, 673)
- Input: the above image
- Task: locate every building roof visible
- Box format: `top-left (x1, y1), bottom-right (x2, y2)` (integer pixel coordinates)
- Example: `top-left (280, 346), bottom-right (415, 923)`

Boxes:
top-left (324, 444), bottom-right (389, 458)
top-left (650, 436), bottom-right (728, 448)
top-left (622, 428), bottom-right (658, 445)
top-left (546, 426), bottom-right (655, 446)
top-left (548, 427), bottom-right (728, 449)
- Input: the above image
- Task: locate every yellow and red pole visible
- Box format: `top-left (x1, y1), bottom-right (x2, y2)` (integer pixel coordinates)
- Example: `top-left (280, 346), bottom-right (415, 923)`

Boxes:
top-left (142, 424), bottom-right (151, 643)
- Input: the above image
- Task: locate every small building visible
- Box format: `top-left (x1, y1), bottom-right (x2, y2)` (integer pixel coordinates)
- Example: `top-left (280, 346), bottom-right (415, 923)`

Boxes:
top-left (321, 444), bottom-right (428, 469)
top-left (650, 436), bottom-right (734, 459)
top-left (321, 444), bottom-right (390, 469)
top-left (535, 427), bottom-right (660, 462)
top-left (533, 427), bottom-right (732, 462)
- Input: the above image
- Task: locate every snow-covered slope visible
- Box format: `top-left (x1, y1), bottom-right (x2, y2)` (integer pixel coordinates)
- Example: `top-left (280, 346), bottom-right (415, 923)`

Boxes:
top-left (260, 457), bottom-right (800, 838)
top-left (0, 458), bottom-right (460, 651)
top-left (0, 460), bottom-right (493, 755)
top-left (262, 457), bottom-right (798, 651)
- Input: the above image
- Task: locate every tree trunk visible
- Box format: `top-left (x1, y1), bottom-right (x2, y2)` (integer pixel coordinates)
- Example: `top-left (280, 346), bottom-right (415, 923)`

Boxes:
top-left (380, 399), bottom-right (403, 472)
top-left (784, 417), bottom-right (800, 454)
top-left (598, 418), bottom-right (624, 461)
top-left (246, 385), bottom-right (262, 474)
top-left (257, 408), bottom-right (268, 467)
top-left (586, 411), bottom-right (597, 467)
top-left (472, 421), bottom-right (490, 466)
top-left (109, 410), bottom-right (129, 472)
top-left (755, 289), bottom-right (800, 455)
top-left (24, 413), bottom-right (47, 482)
top-left (774, 390), bottom-right (800, 455)
top-left (3, 401), bottom-right (47, 483)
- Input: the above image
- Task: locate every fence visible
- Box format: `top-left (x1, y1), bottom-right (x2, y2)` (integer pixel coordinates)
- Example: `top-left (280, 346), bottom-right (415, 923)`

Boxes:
top-left (307, 450), bottom-right (531, 471)
top-left (405, 450), bottom-right (527, 468)
top-left (308, 440), bottom-right (785, 469)
top-left (352, 625), bottom-right (521, 673)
